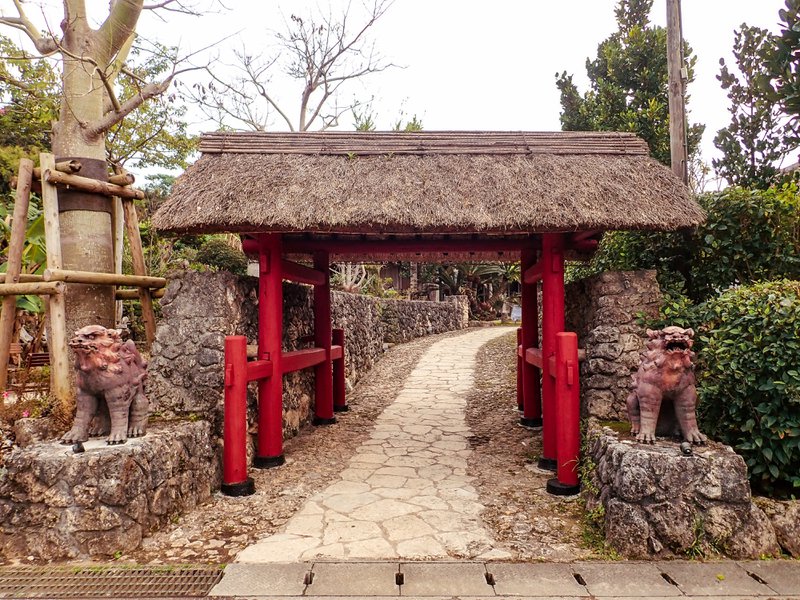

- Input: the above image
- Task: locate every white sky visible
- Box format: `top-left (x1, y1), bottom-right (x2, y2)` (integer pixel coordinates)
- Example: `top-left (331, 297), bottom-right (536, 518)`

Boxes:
top-left (4, 1), bottom-right (790, 173)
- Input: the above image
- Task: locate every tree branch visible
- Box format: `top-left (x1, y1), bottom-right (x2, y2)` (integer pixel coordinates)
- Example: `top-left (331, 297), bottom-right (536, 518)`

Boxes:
top-left (0, 0), bottom-right (59, 55)
top-left (97, 0), bottom-right (143, 65)
top-left (86, 75), bottom-right (173, 137)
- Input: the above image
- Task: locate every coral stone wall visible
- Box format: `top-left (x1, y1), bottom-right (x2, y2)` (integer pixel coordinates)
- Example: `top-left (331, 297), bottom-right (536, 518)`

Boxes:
top-left (585, 426), bottom-right (781, 559)
top-left (0, 422), bottom-right (218, 560)
top-left (147, 271), bottom-right (469, 437)
top-left (565, 270), bottom-right (661, 420)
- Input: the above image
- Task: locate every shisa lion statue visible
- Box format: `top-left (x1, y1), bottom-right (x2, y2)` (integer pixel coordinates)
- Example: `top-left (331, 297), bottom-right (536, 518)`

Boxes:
top-left (61, 325), bottom-right (148, 446)
top-left (626, 326), bottom-right (707, 445)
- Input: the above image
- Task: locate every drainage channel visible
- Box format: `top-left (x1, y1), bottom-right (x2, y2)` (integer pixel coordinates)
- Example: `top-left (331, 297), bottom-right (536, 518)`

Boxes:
top-left (0, 565), bottom-right (223, 598)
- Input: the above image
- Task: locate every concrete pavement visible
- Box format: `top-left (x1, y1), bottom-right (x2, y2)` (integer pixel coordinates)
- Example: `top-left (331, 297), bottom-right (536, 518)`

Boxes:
top-left (209, 559), bottom-right (800, 598)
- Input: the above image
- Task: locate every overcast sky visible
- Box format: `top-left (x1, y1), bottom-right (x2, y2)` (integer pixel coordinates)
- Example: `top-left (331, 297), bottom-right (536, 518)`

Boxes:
top-left (5, 1), bottom-right (791, 176)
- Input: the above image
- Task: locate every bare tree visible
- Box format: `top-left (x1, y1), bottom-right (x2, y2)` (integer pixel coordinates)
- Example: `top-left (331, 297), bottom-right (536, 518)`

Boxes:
top-left (186, 0), bottom-right (394, 132)
top-left (0, 0), bottom-right (214, 346)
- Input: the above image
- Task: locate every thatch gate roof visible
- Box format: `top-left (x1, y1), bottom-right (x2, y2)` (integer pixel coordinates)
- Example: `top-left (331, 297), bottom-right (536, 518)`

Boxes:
top-left (152, 131), bottom-right (702, 260)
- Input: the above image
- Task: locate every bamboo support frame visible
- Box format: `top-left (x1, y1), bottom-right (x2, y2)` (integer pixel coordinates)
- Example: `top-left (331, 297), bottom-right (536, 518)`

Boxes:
top-left (0, 282), bottom-right (64, 296)
top-left (108, 172), bottom-right (135, 186)
top-left (0, 158), bottom-right (34, 396)
top-left (43, 268), bottom-right (166, 289)
top-left (122, 199), bottom-right (157, 347)
top-left (40, 153), bottom-right (72, 403)
top-left (115, 288), bottom-right (165, 300)
top-left (0, 274), bottom-right (44, 283)
top-left (31, 160), bottom-right (82, 179)
top-left (43, 169), bottom-right (145, 200)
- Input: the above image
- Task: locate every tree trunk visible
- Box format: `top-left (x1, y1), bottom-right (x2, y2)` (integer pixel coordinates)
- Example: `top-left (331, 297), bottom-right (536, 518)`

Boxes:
top-left (51, 27), bottom-right (116, 341)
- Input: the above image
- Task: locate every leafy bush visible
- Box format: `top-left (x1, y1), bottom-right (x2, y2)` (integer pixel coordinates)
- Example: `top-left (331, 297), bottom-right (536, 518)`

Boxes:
top-left (692, 186), bottom-right (800, 299)
top-left (571, 185), bottom-right (800, 302)
top-left (696, 280), bottom-right (800, 496)
top-left (195, 238), bottom-right (248, 275)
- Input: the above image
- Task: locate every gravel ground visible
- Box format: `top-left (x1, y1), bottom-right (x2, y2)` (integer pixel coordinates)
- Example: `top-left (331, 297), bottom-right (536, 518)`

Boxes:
top-left (464, 329), bottom-right (594, 561)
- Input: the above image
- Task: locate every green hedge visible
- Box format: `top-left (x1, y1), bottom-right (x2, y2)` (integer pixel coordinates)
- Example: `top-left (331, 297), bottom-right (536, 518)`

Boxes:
top-left (696, 280), bottom-right (800, 497)
top-left (569, 185), bottom-right (800, 302)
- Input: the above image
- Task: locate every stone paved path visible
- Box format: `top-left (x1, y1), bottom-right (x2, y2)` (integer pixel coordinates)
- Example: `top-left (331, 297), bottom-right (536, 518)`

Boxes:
top-left (237, 327), bottom-right (513, 562)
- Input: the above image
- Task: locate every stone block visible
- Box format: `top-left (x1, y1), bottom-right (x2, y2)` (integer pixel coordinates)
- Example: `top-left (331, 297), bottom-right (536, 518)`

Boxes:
top-left (587, 427), bottom-right (781, 559)
top-left (400, 562), bottom-right (491, 596)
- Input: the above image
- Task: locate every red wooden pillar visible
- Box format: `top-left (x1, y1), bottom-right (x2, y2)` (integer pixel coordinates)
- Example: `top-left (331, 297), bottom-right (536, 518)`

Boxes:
top-left (520, 247), bottom-right (542, 427)
top-left (333, 328), bottom-right (348, 412)
top-left (547, 332), bottom-right (581, 496)
top-left (254, 233), bottom-right (285, 468)
top-left (539, 232), bottom-right (565, 471)
top-left (516, 327), bottom-right (523, 411)
top-left (221, 336), bottom-right (255, 496)
top-left (313, 250), bottom-right (336, 425)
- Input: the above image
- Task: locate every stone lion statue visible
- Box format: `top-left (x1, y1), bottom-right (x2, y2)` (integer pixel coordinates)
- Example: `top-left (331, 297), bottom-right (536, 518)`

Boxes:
top-left (626, 325), bottom-right (707, 445)
top-left (61, 325), bottom-right (148, 445)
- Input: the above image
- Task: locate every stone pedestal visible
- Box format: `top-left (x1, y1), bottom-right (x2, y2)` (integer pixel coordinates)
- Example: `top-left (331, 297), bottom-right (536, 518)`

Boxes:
top-left (0, 421), bottom-right (220, 560)
top-left (586, 426), bottom-right (780, 559)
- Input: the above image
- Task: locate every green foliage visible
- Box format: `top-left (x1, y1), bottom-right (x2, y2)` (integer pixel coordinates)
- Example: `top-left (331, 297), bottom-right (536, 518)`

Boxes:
top-left (696, 280), bottom-right (800, 497)
top-left (106, 43), bottom-right (197, 170)
top-left (555, 0), bottom-right (704, 166)
top-left (195, 238), bottom-right (248, 275)
top-left (0, 191), bottom-right (48, 313)
top-left (761, 0), bottom-right (800, 143)
top-left (713, 25), bottom-right (795, 189)
top-left (573, 186), bottom-right (800, 302)
top-left (692, 186), bottom-right (800, 299)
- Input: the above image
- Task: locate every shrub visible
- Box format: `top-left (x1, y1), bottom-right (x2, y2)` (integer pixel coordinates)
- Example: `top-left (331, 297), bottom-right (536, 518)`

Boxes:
top-left (696, 280), bottom-right (800, 497)
top-left (195, 237), bottom-right (248, 275)
top-left (692, 186), bottom-right (800, 300)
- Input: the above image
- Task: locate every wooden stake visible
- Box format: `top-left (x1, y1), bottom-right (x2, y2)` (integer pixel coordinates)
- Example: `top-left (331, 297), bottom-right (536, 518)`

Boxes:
top-left (0, 282), bottom-right (64, 296)
top-left (43, 169), bottom-right (145, 200)
top-left (122, 199), bottom-right (157, 348)
top-left (40, 153), bottom-right (72, 403)
top-left (108, 172), bottom-right (135, 186)
top-left (0, 158), bottom-right (33, 398)
top-left (43, 268), bottom-right (166, 288)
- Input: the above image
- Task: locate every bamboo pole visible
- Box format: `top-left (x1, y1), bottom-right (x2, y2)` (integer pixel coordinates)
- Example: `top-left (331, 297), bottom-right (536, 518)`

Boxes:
top-left (0, 274), bottom-right (44, 283)
top-left (0, 282), bottom-right (64, 296)
top-left (115, 288), bottom-right (165, 300)
top-left (122, 199), bottom-right (157, 347)
top-left (666, 0), bottom-right (689, 184)
top-left (43, 268), bottom-right (166, 289)
top-left (108, 172), bottom-right (135, 186)
top-left (43, 169), bottom-right (145, 200)
top-left (112, 196), bottom-right (125, 326)
top-left (0, 158), bottom-right (34, 397)
top-left (40, 153), bottom-right (72, 403)
top-left (31, 160), bottom-right (82, 179)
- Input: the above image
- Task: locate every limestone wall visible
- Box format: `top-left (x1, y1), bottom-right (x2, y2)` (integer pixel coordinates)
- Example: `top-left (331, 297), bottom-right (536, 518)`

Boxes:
top-left (565, 270), bottom-right (661, 420)
top-left (147, 271), bottom-right (469, 437)
top-left (0, 422), bottom-right (218, 560)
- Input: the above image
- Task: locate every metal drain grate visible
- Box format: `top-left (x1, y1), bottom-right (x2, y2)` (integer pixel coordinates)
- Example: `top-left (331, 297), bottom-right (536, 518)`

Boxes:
top-left (0, 565), bottom-right (223, 598)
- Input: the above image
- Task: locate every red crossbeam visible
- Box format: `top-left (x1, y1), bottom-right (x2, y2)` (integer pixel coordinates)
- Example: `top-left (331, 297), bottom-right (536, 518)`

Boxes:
top-left (525, 347), bottom-right (543, 368)
top-left (282, 348), bottom-right (326, 373)
top-left (281, 259), bottom-right (326, 286)
top-left (283, 237), bottom-right (536, 255)
top-left (246, 359), bottom-right (273, 382)
top-left (331, 345), bottom-right (343, 360)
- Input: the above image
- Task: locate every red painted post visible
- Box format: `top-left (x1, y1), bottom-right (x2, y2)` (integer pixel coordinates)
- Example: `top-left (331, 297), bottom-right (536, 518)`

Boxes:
top-left (221, 336), bottom-right (255, 496)
top-left (539, 233), bottom-right (565, 471)
top-left (520, 247), bottom-right (542, 427)
top-left (516, 327), bottom-right (523, 411)
top-left (333, 328), bottom-right (348, 412)
top-left (254, 234), bottom-right (285, 468)
top-left (313, 250), bottom-right (336, 425)
top-left (547, 332), bottom-right (581, 496)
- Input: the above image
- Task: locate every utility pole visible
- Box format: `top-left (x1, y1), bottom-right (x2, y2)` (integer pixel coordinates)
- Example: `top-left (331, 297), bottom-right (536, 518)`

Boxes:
top-left (666, 0), bottom-right (689, 184)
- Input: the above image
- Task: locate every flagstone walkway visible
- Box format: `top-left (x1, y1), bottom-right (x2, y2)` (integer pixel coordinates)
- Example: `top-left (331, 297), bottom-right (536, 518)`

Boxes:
top-left (237, 327), bottom-right (513, 562)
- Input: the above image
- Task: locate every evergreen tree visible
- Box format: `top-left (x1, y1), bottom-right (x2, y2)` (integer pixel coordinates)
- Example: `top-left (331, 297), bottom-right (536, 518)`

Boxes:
top-left (555, 0), bottom-right (704, 166)
top-left (714, 25), bottom-right (796, 189)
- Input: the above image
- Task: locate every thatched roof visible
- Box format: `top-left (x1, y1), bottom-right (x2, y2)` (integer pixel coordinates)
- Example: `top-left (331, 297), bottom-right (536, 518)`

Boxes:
top-left (152, 131), bottom-right (703, 238)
